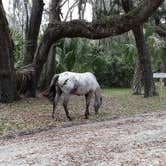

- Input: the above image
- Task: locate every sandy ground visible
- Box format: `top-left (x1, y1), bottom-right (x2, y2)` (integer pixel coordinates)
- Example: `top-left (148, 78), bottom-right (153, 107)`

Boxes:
top-left (0, 111), bottom-right (166, 166)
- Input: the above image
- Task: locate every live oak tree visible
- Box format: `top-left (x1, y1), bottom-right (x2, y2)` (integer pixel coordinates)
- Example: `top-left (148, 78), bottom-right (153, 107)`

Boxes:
top-left (127, 0), bottom-right (166, 92)
top-left (34, 0), bottom-right (163, 97)
top-left (122, 0), bottom-right (156, 97)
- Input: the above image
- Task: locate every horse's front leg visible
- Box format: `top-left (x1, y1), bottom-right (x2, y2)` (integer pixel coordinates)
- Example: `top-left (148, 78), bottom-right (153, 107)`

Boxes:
top-left (52, 87), bottom-right (62, 119)
top-left (85, 92), bottom-right (93, 119)
top-left (63, 94), bottom-right (72, 121)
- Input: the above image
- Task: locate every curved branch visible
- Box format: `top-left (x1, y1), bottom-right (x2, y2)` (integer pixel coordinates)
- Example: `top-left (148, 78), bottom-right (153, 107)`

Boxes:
top-left (48, 0), bottom-right (164, 40)
top-left (34, 0), bottom-right (164, 90)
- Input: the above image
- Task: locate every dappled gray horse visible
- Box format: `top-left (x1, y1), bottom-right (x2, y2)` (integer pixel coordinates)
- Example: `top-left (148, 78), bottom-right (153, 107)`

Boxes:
top-left (49, 71), bottom-right (102, 120)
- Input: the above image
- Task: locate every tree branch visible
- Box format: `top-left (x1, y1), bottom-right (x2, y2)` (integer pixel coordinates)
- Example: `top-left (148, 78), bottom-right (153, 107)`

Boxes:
top-left (48, 0), bottom-right (164, 40)
top-left (34, 0), bottom-right (164, 89)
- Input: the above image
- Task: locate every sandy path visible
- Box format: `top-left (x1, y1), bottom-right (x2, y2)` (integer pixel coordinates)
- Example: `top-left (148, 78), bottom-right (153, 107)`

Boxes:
top-left (0, 111), bottom-right (166, 166)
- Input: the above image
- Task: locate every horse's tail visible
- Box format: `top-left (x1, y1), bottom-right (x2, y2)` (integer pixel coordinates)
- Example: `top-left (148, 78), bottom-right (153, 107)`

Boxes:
top-left (48, 74), bottom-right (59, 100)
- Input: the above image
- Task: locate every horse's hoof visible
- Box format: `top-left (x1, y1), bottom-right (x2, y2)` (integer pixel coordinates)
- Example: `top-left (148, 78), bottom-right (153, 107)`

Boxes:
top-left (85, 115), bottom-right (89, 119)
top-left (68, 116), bottom-right (72, 121)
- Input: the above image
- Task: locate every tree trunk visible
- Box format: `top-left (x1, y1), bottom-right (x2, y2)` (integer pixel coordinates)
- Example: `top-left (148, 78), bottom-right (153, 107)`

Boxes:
top-left (132, 58), bottom-right (142, 95)
top-left (42, 44), bottom-right (56, 88)
top-left (122, 0), bottom-right (156, 97)
top-left (0, 0), bottom-right (19, 103)
top-left (33, 30), bottom-right (54, 93)
top-left (133, 27), bottom-right (156, 97)
top-left (41, 0), bottom-right (61, 89)
top-left (21, 0), bottom-right (44, 97)
top-left (23, 0), bottom-right (44, 65)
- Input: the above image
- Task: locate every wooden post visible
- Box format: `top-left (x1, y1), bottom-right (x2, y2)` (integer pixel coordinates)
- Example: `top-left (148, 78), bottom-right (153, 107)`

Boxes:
top-left (153, 73), bottom-right (166, 101)
top-left (160, 78), bottom-right (163, 101)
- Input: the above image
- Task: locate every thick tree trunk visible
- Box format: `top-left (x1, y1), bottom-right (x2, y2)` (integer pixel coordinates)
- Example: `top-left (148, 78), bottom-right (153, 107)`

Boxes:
top-left (133, 26), bottom-right (156, 97)
top-left (43, 44), bottom-right (56, 88)
top-left (0, 0), bottom-right (19, 103)
top-left (21, 0), bottom-right (44, 97)
top-left (23, 0), bottom-right (44, 65)
top-left (41, 0), bottom-right (61, 89)
top-left (33, 30), bottom-right (54, 92)
top-left (122, 0), bottom-right (156, 97)
top-left (132, 58), bottom-right (142, 95)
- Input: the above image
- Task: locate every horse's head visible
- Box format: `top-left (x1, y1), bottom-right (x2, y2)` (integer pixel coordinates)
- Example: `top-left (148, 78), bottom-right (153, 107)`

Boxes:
top-left (94, 91), bottom-right (102, 114)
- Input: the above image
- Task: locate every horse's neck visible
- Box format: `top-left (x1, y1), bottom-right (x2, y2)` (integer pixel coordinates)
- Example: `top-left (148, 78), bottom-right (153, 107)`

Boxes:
top-left (95, 89), bottom-right (101, 100)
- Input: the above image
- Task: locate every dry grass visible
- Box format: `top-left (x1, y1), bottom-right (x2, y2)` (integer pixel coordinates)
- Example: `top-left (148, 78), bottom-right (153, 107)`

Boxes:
top-left (0, 85), bottom-right (166, 136)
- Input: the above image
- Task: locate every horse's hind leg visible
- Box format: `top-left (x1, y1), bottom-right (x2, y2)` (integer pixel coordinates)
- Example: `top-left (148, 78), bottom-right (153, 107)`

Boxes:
top-left (52, 87), bottom-right (62, 119)
top-left (63, 94), bottom-right (72, 121)
top-left (85, 92), bottom-right (93, 119)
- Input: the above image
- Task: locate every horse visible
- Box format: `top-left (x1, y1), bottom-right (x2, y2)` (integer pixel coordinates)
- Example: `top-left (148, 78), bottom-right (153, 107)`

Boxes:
top-left (48, 71), bottom-right (102, 120)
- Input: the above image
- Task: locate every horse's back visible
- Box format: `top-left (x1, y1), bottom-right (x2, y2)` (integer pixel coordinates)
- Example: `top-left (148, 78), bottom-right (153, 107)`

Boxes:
top-left (64, 71), bottom-right (99, 87)
top-left (58, 71), bottom-right (100, 94)
top-left (81, 72), bottom-right (100, 89)
top-left (73, 72), bottom-right (100, 93)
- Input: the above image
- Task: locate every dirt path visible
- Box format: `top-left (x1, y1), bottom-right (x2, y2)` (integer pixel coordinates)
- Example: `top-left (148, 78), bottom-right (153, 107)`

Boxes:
top-left (0, 111), bottom-right (166, 166)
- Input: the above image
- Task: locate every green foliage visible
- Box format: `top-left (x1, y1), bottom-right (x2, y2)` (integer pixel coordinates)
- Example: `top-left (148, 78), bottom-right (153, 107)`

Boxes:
top-left (55, 38), bottom-right (137, 87)
top-left (146, 32), bottom-right (166, 72)
top-left (11, 30), bottom-right (24, 69)
top-left (95, 42), bottom-right (136, 87)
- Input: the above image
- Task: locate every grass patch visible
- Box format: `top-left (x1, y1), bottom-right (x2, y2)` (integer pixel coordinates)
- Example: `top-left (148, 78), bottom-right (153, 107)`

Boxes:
top-left (0, 84), bottom-right (166, 136)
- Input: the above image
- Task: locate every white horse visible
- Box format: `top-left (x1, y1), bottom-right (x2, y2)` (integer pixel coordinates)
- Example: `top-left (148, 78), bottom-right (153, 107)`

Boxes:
top-left (49, 71), bottom-right (102, 120)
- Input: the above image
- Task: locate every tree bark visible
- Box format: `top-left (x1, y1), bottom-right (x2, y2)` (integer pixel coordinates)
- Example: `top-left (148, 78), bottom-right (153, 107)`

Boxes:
top-left (133, 27), bottom-right (156, 97)
top-left (41, 0), bottom-right (62, 89)
top-left (23, 0), bottom-right (44, 65)
top-left (0, 0), bottom-right (19, 103)
top-left (42, 44), bottom-right (56, 88)
top-left (122, 0), bottom-right (156, 97)
top-left (132, 58), bottom-right (142, 95)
